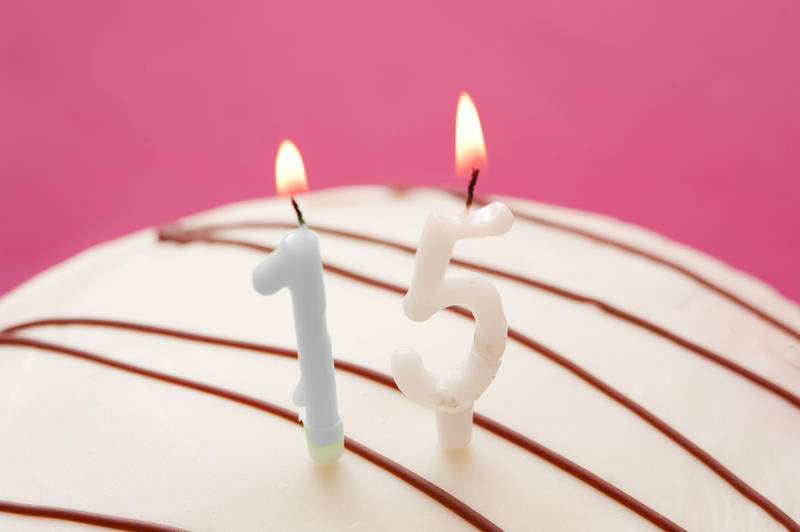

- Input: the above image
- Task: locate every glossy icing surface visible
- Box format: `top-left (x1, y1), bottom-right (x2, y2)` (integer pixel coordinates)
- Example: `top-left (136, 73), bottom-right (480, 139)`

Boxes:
top-left (1, 186), bottom-right (798, 531)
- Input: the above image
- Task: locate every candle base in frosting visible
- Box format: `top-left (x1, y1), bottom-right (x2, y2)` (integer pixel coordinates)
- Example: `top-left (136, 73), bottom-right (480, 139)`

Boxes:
top-left (436, 408), bottom-right (473, 449)
top-left (305, 421), bottom-right (345, 463)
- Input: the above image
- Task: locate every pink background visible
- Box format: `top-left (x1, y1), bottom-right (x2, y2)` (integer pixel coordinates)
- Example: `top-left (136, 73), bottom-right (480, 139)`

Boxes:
top-left (1, 1), bottom-right (798, 302)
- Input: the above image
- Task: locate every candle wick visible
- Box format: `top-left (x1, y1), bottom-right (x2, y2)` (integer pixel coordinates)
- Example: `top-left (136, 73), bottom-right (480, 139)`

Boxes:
top-left (466, 168), bottom-right (479, 209)
top-left (291, 195), bottom-right (306, 226)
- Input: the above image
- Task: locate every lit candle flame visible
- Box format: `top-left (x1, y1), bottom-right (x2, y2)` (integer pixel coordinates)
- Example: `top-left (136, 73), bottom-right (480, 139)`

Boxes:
top-left (275, 140), bottom-right (309, 196)
top-left (455, 92), bottom-right (487, 177)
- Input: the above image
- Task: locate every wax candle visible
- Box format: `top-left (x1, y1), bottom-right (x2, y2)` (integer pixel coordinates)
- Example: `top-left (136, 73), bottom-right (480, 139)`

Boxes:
top-left (392, 93), bottom-right (513, 448)
top-left (252, 140), bottom-right (343, 463)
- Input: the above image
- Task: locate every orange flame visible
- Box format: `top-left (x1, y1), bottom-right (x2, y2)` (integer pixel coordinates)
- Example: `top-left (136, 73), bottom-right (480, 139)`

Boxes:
top-left (275, 140), bottom-right (308, 196)
top-left (455, 92), bottom-right (487, 177)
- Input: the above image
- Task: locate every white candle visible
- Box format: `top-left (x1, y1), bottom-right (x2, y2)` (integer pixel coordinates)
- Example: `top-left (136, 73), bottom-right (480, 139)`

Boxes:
top-left (392, 202), bottom-right (513, 448)
top-left (392, 92), bottom-right (513, 448)
top-left (252, 140), bottom-right (343, 463)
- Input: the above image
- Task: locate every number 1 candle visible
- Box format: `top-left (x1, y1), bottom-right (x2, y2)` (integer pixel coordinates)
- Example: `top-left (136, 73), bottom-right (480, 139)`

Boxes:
top-left (252, 140), bottom-right (344, 463)
top-left (392, 93), bottom-right (513, 448)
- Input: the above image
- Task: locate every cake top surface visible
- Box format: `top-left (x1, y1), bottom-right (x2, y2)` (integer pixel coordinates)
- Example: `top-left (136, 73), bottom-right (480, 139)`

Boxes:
top-left (0, 185), bottom-right (799, 531)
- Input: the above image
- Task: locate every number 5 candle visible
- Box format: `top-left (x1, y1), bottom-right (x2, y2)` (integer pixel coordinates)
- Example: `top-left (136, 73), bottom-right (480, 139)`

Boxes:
top-left (252, 140), bottom-right (344, 463)
top-left (392, 93), bottom-right (513, 448)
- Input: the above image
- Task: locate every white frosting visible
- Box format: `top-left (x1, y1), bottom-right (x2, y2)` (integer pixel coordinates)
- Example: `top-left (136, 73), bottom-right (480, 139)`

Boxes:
top-left (0, 186), bottom-right (798, 531)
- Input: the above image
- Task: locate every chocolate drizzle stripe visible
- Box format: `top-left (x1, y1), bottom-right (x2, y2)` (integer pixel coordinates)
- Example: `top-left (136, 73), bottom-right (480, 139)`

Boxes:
top-left (459, 189), bottom-right (800, 343)
top-left (0, 334), bottom-right (502, 532)
top-left (504, 330), bottom-right (800, 532)
top-left (2, 318), bottom-right (683, 532)
top-left (0, 500), bottom-right (186, 532)
top-left (157, 231), bottom-right (799, 531)
top-left (183, 220), bottom-right (800, 411)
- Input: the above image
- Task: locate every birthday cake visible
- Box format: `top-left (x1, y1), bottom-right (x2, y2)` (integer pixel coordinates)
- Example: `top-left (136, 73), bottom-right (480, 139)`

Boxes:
top-left (0, 185), bottom-right (798, 531)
